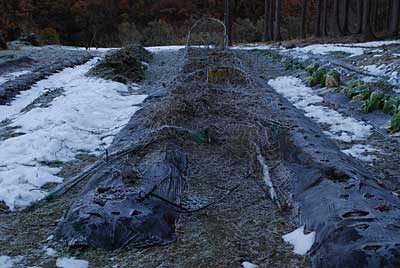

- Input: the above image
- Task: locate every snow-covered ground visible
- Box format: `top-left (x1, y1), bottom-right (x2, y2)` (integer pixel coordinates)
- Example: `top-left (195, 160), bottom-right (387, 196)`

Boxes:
top-left (341, 144), bottom-right (381, 162)
top-left (0, 58), bottom-right (147, 210)
top-left (235, 40), bottom-right (400, 56)
top-left (290, 44), bottom-right (364, 57)
top-left (52, 45), bottom-right (187, 54)
top-left (361, 64), bottom-right (400, 86)
top-left (0, 70), bottom-right (31, 85)
top-left (0, 256), bottom-right (23, 268)
top-left (56, 257), bottom-right (89, 268)
top-left (0, 255), bottom-right (89, 268)
top-left (268, 76), bottom-right (383, 162)
top-left (268, 76), bottom-right (372, 142)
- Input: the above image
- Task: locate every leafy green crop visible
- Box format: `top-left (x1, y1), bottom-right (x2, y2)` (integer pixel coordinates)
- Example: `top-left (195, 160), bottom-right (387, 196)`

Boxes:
top-left (305, 63), bottom-right (320, 76)
top-left (285, 59), bottom-right (305, 71)
top-left (383, 97), bottom-right (400, 115)
top-left (390, 113), bottom-right (400, 133)
top-left (360, 91), bottom-right (387, 113)
top-left (307, 67), bottom-right (328, 87)
top-left (338, 80), bottom-right (372, 100)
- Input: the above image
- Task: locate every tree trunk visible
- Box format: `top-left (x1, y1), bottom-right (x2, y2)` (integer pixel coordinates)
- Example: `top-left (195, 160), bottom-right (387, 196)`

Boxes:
top-left (224, 0), bottom-right (232, 46)
top-left (301, 0), bottom-right (308, 38)
top-left (389, 0), bottom-right (400, 36)
top-left (357, 0), bottom-right (363, 34)
top-left (263, 0), bottom-right (271, 41)
top-left (322, 0), bottom-right (328, 36)
top-left (334, 0), bottom-right (343, 34)
top-left (268, 0), bottom-right (274, 40)
top-left (342, 0), bottom-right (350, 34)
top-left (316, 0), bottom-right (322, 36)
top-left (362, 0), bottom-right (375, 39)
top-left (274, 0), bottom-right (281, 41)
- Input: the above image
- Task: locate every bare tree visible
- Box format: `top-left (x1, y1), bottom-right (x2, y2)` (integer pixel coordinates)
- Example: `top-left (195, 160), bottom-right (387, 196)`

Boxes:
top-left (334, 0), bottom-right (343, 35)
top-left (274, 0), bottom-right (281, 41)
top-left (263, 0), bottom-right (271, 41)
top-left (342, 0), bottom-right (350, 34)
top-left (322, 0), bottom-right (328, 36)
top-left (315, 0), bottom-right (322, 36)
top-left (389, 0), bottom-right (400, 37)
top-left (362, 0), bottom-right (374, 39)
top-left (224, 0), bottom-right (232, 46)
top-left (268, 0), bottom-right (274, 40)
top-left (301, 0), bottom-right (308, 38)
top-left (357, 0), bottom-right (363, 34)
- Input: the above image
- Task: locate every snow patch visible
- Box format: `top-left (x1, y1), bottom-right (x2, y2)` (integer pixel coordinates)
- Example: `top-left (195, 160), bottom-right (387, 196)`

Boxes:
top-left (268, 76), bottom-right (372, 142)
top-left (342, 144), bottom-right (381, 162)
top-left (242, 261), bottom-right (259, 268)
top-left (344, 40), bottom-right (400, 47)
top-left (362, 64), bottom-right (388, 76)
top-left (44, 247), bottom-right (57, 256)
top-left (231, 44), bottom-right (273, 50)
top-left (56, 257), bottom-right (89, 268)
top-left (284, 40), bottom-right (400, 58)
top-left (0, 70), bottom-right (31, 85)
top-left (282, 226), bottom-right (316, 255)
top-left (0, 256), bottom-right (24, 268)
top-left (290, 44), bottom-right (365, 57)
top-left (145, 45), bottom-right (186, 53)
top-left (0, 58), bottom-right (147, 210)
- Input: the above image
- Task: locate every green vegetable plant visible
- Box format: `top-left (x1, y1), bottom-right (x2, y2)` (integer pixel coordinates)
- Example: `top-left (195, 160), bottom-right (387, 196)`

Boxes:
top-left (337, 80), bottom-right (372, 100)
top-left (360, 91), bottom-right (387, 113)
top-left (284, 59), bottom-right (305, 71)
top-left (383, 97), bottom-right (400, 115)
top-left (307, 67), bottom-right (328, 87)
top-left (389, 112), bottom-right (400, 133)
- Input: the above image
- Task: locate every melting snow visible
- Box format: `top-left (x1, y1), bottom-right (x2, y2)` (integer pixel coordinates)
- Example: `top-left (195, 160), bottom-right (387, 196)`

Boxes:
top-left (345, 40), bottom-right (400, 47)
top-left (145, 45), bottom-right (186, 53)
top-left (0, 256), bottom-right (24, 268)
top-left (231, 44), bottom-right (273, 50)
top-left (0, 58), bottom-right (147, 210)
top-left (282, 226), bottom-right (316, 255)
top-left (44, 246), bottom-right (57, 256)
top-left (242, 261), bottom-right (259, 268)
top-left (362, 64), bottom-right (388, 76)
top-left (0, 70), bottom-right (31, 85)
top-left (290, 44), bottom-right (365, 57)
top-left (342, 144), bottom-right (381, 162)
top-left (268, 76), bottom-right (372, 142)
top-left (56, 257), bottom-right (89, 268)
top-left (286, 40), bottom-right (400, 57)
top-left (361, 64), bottom-right (400, 86)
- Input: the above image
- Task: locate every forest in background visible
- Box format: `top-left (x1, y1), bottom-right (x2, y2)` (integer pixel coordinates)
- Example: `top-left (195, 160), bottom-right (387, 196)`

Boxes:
top-left (0, 0), bottom-right (399, 47)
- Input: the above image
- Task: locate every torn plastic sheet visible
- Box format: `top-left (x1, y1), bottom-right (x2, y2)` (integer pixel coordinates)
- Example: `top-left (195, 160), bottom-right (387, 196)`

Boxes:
top-left (55, 143), bottom-right (187, 250)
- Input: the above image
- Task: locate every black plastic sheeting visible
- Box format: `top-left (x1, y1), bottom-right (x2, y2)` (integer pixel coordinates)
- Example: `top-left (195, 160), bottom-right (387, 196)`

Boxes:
top-left (265, 88), bottom-right (400, 268)
top-left (55, 143), bottom-right (187, 250)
